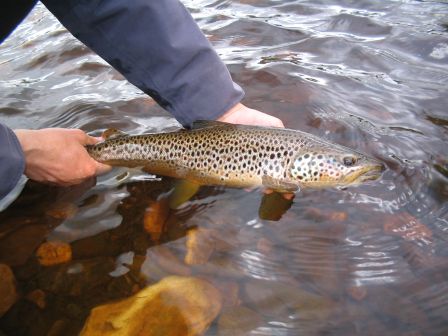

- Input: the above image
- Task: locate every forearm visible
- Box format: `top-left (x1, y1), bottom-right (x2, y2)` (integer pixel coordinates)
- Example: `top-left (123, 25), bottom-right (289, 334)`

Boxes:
top-left (0, 123), bottom-right (25, 199)
top-left (41, 0), bottom-right (244, 126)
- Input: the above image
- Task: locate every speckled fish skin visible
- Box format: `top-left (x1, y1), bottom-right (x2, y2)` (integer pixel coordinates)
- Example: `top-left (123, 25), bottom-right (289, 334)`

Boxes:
top-left (87, 121), bottom-right (384, 191)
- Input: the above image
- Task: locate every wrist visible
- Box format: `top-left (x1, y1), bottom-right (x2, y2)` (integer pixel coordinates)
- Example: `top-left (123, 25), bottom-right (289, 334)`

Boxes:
top-left (14, 129), bottom-right (36, 155)
top-left (216, 103), bottom-right (245, 122)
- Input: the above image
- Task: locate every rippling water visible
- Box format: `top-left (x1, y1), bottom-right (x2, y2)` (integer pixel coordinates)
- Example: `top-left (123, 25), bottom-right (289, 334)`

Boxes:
top-left (1, 1), bottom-right (447, 335)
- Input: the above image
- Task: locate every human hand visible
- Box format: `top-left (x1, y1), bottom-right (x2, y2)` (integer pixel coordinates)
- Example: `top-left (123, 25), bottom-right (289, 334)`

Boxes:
top-left (14, 128), bottom-right (111, 186)
top-left (217, 103), bottom-right (284, 128)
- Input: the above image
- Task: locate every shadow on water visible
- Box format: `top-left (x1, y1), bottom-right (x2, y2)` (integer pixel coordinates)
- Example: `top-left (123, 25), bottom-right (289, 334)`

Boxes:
top-left (0, 0), bottom-right (448, 335)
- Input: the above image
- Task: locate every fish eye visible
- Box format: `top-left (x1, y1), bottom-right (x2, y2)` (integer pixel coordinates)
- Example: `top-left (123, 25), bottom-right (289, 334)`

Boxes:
top-left (343, 155), bottom-right (357, 167)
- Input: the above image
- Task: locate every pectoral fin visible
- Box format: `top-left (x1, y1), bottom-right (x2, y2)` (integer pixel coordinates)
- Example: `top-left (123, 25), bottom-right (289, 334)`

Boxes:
top-left (261, 176), bottom-right (299, 193)
top-left (169, 179), bottom-right (201, 209)
top-left (259, 191), bottom-right (294, 221)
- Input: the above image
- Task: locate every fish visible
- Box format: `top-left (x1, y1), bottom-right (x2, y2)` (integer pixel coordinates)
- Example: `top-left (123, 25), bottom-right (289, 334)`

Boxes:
top-left (86, 120), bottom-right (384, 192)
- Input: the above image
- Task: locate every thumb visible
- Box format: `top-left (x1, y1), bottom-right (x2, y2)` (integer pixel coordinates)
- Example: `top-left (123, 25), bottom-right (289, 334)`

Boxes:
top-left (94, 161), bottom-right (112, 175)
top-left (84, 134), bottom-right (104, 146)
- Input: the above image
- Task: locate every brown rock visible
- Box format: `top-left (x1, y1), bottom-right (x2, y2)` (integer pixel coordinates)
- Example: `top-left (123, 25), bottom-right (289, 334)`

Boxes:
top-left (210, 280), bottom-right (240, 308)
top-left (143, 197), bottom-right (169, 241)
top-left (185, 227), bottom-right (215, 265)
top-left (384, 213), bottom-right (432, 243)
top-left (26, 289), bottom-right (46, 309)
top-left (37, 257), bottom-right (115, 296)
top-left (0, 224), bottom-right (48, 266)
top-left (36, 241), bottom-right (72, 266)
top-left (0, 264), bottom-right (18, 317)
top-left (218, 306), bottom-right (263, 336)
top-left (243, 280), bottom-right (289, 317)
top-left (193, 257), bottom-right (246, 279)
top-left (46, 202), bottom-right (78, 220)
top-left (81, 276), bottom-right (222, 336)
top-left (256, 238), bottom-right (273, 255)
top-left (346, 285), bottom-right (368, 301)
top-left (244, 279), bottom-right (336, 321)
top-left (47, 319), bottom-right (70, 336)
top-left (328, 211), bottom-right (348, 222)
top-left (148, 246), bottom-right (191, 276)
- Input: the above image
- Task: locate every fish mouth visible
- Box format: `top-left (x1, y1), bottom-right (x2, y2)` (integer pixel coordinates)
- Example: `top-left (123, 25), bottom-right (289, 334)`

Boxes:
top-left (351, 163), bottom-right (385, 183)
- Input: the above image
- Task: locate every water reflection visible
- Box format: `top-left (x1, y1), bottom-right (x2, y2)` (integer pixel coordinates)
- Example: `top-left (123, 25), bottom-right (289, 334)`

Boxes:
top-left (0, 0), bottom-right (447, 335)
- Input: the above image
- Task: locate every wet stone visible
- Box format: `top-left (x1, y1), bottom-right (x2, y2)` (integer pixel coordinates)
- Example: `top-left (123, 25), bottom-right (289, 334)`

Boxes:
top-left (346, 285), bottom-right (368, 301)
top-left (147, 245), bottom-right (191, 276)
top-left (26, 289), bottom-right (46, 309)
top-left (37, 257), bottom-right (115, 296)
top-left (0, 264), bottom-right (18, 317)
top-left (143, 197), bottom-right (169, 242)
top-left (36, 240), bottom-right (72, 266)
top-left (185, 227), bottom-right (215, 265)
top-left (206, 279), bottom-right (241, 308)
top-left (80, 276), bottom-right (222, 336)
top-left (217, 306), bottom-right (264, 336)
top-left (256, 237), bottom-right (274, 255)
top-left (0, 224), bottom-right (48, 266)
top-left (47, 319), bottom-right (71, 336)
top-left (193, 257), bottom-right (246, 279)
top-left (244, 279), bottom-right (336, 321)
top-left (243, 279), bottom-right (290, 318)
top-left (384, 213), bottom-right (432, 243)
top-left (45, 202), bottom-right (78, 220)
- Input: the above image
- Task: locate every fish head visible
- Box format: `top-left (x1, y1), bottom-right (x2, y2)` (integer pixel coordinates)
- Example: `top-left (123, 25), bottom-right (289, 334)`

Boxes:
top-left (288, 145), bottom-right (384, 188)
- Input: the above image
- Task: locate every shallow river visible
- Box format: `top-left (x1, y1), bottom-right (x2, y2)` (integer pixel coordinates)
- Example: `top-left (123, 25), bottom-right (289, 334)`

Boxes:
top-left (0, 1), bottom-right (447, 335)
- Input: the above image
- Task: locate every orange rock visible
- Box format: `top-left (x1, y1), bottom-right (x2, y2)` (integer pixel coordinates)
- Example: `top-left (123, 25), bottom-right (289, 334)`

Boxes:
top-left (384, 213), bottom-right (432, 243)
top-left (80, 276), bottom-right (222, 336)
top-left (26, 289), bottom-right (46, 309)
top-left (0, 264), bottom-right (18, 317)
top-left (218, 306), bottom-right (263, 336)
top-left (143, 198), bottom-right (169, 241)
top-left (148, 246), bottom-right (191, 276)
top-left (36, 241), bottom-right (72, 266)
top-left (47, 320), bottom-right (70, 336)
top-left (185, 227), bottom-right (215, 265)
top-left (212, 280), bottom-right (240, 308)
top-left (347, 285), bottom-right (368, 301)
top-left (256, 237), bottom-right (273, 255)
top-left (46, 202), bottom-right (78, 220)
top-left (329, 211), bottom-right (348, 222)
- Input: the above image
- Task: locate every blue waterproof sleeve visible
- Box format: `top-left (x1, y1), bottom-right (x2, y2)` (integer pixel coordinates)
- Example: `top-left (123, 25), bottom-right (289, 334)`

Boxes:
top-left (41, 0), bottom-right (245, 126)
top-left (0, 123), bottom-right (25, 199)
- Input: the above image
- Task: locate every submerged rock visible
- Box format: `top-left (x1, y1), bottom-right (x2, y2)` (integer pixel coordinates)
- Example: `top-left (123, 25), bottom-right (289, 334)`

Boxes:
top-left (185, 227), bottom-right (215, 265)
top-left (143, 197), bottom-right (169, 242)
top-left (26, 289), bottom-right (46, 309)
top-left (0, 264), bottom-right (18, 317)
top-left (81, 276), bottom-right (222, 336)
top-left (218, 306), bottom-right (264, 336)
top-left (36, 241), bottom-right (72, 266)
top-left (384, 213), bottom-right (432, 244)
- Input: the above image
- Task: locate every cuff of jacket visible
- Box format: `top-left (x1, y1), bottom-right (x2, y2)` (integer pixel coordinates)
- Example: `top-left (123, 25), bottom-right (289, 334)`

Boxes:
top-left (0, 124), bottom-right (25, 199)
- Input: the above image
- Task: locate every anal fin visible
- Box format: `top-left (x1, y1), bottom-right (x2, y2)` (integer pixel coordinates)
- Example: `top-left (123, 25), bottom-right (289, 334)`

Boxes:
top-left (169, 179), bottom-right (201, 209)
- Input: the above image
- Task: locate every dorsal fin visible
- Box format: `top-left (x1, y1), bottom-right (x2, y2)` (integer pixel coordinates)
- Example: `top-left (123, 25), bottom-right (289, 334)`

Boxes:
top-left (191, 120), bottom-right (233, 129)
top-left (101, 128), bottom-right (128, 140)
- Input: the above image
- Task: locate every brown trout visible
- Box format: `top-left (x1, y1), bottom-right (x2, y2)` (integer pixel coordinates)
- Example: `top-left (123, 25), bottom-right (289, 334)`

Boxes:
top-left (87, 121), bottom-right (384, 191)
